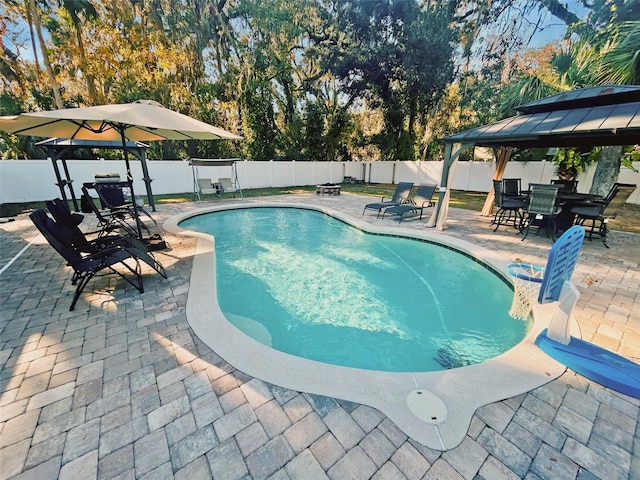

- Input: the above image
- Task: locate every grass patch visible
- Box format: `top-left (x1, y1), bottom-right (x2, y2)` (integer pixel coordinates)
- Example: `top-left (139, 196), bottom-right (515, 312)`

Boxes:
top-left (2, 184), bottom-right (639, 234)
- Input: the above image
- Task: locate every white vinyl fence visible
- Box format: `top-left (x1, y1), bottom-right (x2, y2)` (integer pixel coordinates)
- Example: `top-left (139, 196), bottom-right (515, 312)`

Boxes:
top-left (1, 159), bottom-right (639, 205)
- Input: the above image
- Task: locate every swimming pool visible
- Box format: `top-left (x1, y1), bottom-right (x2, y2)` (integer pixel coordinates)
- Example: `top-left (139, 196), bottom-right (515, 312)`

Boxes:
top-left (164, 201), bottom-right (565, 450)
top-left (179, 207), bottom-right (530, 372)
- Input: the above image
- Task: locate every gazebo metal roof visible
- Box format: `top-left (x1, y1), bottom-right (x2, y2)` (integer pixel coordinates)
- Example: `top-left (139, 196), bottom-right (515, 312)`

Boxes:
top-left (444, 86), bottom-right (640, 149)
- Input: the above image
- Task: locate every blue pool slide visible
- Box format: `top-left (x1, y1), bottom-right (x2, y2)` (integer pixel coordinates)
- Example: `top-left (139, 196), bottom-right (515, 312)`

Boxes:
top-left (527, 226), bottom-right (640, 399)
top-left (535, 329), bottom-right (640, 399)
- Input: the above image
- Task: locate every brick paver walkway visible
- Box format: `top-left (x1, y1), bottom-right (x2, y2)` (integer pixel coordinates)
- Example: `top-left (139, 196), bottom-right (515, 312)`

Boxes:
top-left (1, 192), bottom-right (638, 479)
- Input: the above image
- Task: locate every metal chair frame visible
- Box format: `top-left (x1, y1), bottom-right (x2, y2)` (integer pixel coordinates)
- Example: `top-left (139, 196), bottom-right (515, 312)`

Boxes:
top-left (491, 179), bottom-right (525, 232)
top-left (572, 183), bottom-right (637, 248)
top-left (521, 184), bottom-right (562, 241)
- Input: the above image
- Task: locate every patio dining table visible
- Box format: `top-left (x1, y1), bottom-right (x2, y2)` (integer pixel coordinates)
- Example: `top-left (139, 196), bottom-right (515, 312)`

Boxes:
top-left (557, 192), bottom-right (603, 230)
top-left (519, 188), bottom-right (604, 233)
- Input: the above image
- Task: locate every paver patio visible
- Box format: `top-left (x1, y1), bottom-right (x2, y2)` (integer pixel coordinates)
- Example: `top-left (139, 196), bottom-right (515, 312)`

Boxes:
top-left (1, 192), bottom-right (638, 479)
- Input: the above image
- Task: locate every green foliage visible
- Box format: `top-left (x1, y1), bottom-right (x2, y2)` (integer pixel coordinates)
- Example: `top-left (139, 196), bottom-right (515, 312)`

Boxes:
top-left (552, 148), bottom-right (599, 179)
top-left (328, 0), bottom-right (457, 160)
top-left (1, 0), bottom-right (637, 163)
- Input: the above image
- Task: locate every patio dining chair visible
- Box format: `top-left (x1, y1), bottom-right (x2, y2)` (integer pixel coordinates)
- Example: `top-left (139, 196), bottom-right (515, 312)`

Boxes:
top-left (520, 183), bottom-right (562, 241)
top-left (363, 182), bottom-right (414, 218)
top-left (30, 209), bottom-right (151, 311)
top-left (570, 183), bottom-right (637, 248)
top-left (502, 178), bottom-right (527, 200)
top-left (490, 179), bottom-right (526, 232)
top-left (551, 179), bottom-right (579, 193)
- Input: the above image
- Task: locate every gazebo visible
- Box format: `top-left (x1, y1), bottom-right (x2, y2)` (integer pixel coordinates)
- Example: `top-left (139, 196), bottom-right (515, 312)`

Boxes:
top-left (36, 138), bottom-right (155, 212)
top-left (428, 85), bottom-right (640, 230)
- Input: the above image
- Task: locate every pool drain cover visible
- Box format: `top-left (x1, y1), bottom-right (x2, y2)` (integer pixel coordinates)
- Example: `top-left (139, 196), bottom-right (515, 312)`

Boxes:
top-left (407, 389), bottom-right (447, 425)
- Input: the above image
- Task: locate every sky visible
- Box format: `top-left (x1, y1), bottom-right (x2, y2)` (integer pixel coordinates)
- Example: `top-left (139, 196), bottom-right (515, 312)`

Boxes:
top-left (525, 0), bottom-right (590, 48)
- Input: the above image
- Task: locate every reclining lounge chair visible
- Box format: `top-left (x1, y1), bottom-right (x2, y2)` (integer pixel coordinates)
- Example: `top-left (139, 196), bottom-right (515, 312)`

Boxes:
top-left (46, 199), bottom-right (167, 278)
top-left (363, 182), bottom-right (414, 218)
top-left (81, 186), bottom-right (145, 238)
top-left (30, 209), bottom-right (165, 310)
top-left (381, 184), bottom-right (436, 222)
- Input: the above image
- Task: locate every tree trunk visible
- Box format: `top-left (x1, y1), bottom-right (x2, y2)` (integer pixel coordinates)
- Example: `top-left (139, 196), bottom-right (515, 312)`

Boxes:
top-left (29, 0), bottom-right (64, 108)
top-left (74, 24), bottom-right (99, 104)
top-left (24, 3), bottom-right (41, 79)
top-left (589, 145), bottom-right (622, 197)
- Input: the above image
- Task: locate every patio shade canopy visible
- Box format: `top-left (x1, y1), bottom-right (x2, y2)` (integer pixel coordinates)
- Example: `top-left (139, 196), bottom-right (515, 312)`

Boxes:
top-left (0, 100), bottom-right (243, 142)
top-left (429, 85), bottom-right (640, 230)
top-left (35, 138), bottom-right (154, 212)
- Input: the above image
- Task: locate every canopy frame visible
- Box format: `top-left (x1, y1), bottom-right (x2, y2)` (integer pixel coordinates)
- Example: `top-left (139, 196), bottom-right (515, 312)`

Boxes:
top-left (37, 138), bottom-right (154, 212)
top-left (189, 158), bottom-right (243, 200)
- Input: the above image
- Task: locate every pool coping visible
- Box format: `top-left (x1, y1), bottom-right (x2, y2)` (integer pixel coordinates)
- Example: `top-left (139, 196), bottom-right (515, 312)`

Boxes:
top-left (163, 201), bottom-right (568, 450)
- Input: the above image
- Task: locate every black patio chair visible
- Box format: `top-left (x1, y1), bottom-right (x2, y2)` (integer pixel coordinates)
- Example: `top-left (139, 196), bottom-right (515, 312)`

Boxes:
top-left (45, 197), bottom-right (84, 227)
top-left (81, 185), bottom-right (146, 238)
top-left (381, 184), bottom-right (436, 222)
top-left (551, 179), bottom-right (579, 193)
top-left (46, 198), bottom-right (105, 239)
top-left (45, 199), bottom-right (167, 280)
top-left (502, 178), bottom-right (527, 201)
top-left (29, 209), bottom-right (153, 310)
top-left (520, 184), bottom-right (562, 241)
top-left (570, 183), bottom-right (637, 248)
top-left (490, 179), bottom-right (526, 232)
top-left (363, 182), bottom-right (414, 218)
top-left (93, 181), bottom-right (157, 226)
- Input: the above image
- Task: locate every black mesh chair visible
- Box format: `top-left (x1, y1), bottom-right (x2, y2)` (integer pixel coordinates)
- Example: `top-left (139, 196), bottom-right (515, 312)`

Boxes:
top-left (93, 181), bottom-right (158, 226)
top-left (45, 199), bottom-right (167, 279)
top-left (490, 179), bottom-right (526, 232)
top-left (551, 179), bottom-right (579, 193)
top-left (363, 182), bottom-right (414, 218)
top-left (520, 184), bottom-right (562, 241)
top-left (571, 183), bottom-right (637, 248)
top-left (81, 185), bottom-right (146, 238)
top-left (30, 209), bottom-right (149, 311)
top-left (502, 178), bottom-right (526, 200)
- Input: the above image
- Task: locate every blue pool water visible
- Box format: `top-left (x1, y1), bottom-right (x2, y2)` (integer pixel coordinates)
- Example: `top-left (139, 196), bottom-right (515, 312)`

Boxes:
top-left (180, 207), bottom-right (531, 372)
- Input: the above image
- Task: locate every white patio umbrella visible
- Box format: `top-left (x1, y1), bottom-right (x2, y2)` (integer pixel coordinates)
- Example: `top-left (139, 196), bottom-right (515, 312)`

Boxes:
top-left (0, 99), bottom-right (242, 141)
top-left (0, 100), bottom-right (242, 237)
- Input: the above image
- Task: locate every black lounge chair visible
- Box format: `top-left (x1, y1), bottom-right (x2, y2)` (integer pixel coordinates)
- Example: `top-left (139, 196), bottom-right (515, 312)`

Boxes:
top-left (45, 199), bottom-right (167, 278)
top-left (30, 209), bottom-right (165, 310)
top-left (382, 184), bottom-right (437, 222)
top-left (46, 198), bottom-right (105, 239)
top-left (571, 183), bottom-right (637, 248)
top-left (93, 181), bottom-right (158, 226)
top-left (363, 182), bottom-right (414, 218)
top-left (81, 185), bottom-right (144, 238)
top-left (46, 197), bottom-right (84, 227)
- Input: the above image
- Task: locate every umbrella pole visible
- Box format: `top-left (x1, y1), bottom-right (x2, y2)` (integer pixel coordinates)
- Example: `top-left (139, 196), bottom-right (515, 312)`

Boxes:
top-left (118, 126), bottom-right (144, 240)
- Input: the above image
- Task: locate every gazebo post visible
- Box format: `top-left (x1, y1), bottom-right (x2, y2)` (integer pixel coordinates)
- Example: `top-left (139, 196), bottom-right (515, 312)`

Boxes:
top-left (426, 142), bottom-right (470, 230)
